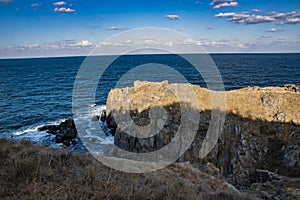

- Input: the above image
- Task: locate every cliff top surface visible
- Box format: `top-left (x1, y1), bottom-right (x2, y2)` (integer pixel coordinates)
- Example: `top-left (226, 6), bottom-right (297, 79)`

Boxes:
top-left (107, 81), bottom-right (300, 124)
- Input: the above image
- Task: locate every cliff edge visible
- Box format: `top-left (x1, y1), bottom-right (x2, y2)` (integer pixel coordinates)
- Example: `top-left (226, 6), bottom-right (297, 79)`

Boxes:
top-left (106, 81), bottom-right (300, 199)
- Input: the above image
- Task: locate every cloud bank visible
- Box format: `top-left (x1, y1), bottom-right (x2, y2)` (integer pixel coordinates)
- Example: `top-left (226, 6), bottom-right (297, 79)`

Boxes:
top-left (215, 10), bottom-right (300, 25)
top-left (5, 39), bottom-right (93, 52)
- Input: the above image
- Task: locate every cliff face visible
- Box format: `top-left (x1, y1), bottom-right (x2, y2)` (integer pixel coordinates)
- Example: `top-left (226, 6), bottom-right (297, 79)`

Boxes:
top-left (106, 81), bottom-right (300, 199)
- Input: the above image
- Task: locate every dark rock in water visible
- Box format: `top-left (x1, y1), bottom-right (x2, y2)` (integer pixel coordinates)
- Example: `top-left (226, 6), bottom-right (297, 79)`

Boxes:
top-left (64, 128), bottom-right (77, 140)
top-left (101, 110), bottom-right (106, 122)
top-left (71, 139), bottom-right (77, 145)
top-left (38, 125), bottom-right (58, 134)
top-left (92, 115), bottom-right (99, 121)
top-left (90, 103), bottom-right (97, 107)
top-left (63, 140), bottom-right (71, 147)
top-left (106, 110), bottom-right (117, 135)
top-left (46, 128), bottom-right (58, 135)
top-left (59, 119), bottom-right (76, 132)
top-left (38, 119), bottom-right (77, 146)
top-left (55, 135), bottom-right (63, 143)
top-left (106, 113), bottom-right (117, 129)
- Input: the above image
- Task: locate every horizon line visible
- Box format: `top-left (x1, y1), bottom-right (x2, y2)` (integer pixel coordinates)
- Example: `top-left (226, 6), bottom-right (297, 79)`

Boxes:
top-left (1, 51), bottom-right (300, 60)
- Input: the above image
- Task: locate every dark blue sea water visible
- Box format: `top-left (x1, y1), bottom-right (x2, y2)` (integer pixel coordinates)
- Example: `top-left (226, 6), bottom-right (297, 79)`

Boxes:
top-left (0, 53), bottom-right (299, 147)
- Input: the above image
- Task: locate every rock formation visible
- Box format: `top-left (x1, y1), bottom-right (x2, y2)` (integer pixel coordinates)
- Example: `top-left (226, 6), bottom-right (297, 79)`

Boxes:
top-left (106, 81), bottom-right (300, 199)
top-left (38, 119), bottom-right (77, 146)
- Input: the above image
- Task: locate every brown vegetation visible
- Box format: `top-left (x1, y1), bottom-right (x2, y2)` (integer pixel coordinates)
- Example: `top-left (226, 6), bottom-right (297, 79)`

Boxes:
top-left (0, 138), bottom-right (250, 200)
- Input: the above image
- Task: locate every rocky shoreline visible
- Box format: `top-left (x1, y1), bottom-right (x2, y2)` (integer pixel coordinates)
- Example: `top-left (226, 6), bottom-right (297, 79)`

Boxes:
top-left (31, 81), bottom-right (300, 199)
top-left (38, 118), bottom-right (78, 147)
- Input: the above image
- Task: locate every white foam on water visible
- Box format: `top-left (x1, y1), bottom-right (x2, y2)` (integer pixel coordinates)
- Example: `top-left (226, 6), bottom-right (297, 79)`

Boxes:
top-left (11, 120), bottom-right (64, 149)
top-left (78, 104), bottom-right (114, 144)
top-left (87, 104), bottom-right (106, 117)
top-left (11, 104), bottom-right (114, 152)
top-left (99, 134), bottom-right (114, 145)
top-left (81, 134), bottom-right (114, 145)
top-left (12, 119), bottom-right (62, 136)
top-left (13, 126), bottom-right (40, 136)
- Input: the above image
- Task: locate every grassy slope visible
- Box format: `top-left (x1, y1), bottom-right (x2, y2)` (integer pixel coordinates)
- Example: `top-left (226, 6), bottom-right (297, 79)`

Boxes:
top-left (0, 139), bottom-right (251, 200)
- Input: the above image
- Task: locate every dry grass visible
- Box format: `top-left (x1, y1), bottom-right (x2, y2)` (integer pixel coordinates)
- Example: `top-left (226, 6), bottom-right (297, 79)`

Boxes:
top-left (0, 138), bottom-right (251, 200)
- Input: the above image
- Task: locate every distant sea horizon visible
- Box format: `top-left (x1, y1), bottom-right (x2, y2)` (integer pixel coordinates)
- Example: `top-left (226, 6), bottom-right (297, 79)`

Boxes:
top-left (0, 52), bottom-right (300, 60)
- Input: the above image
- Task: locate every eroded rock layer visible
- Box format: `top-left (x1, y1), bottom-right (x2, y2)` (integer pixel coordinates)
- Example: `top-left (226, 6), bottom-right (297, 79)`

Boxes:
top-left (106, 81), bottom-right (300, 199)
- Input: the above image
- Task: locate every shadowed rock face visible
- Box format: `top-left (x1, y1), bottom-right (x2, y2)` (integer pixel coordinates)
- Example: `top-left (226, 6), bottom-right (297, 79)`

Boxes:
top-left (38, 119), bottom-right (77, 146)
top-left (106, 81), bottom-right (300, 199)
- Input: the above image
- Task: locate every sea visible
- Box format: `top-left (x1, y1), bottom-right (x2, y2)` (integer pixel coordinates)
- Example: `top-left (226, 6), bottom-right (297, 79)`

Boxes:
top-left (0, 53), bottom-right (299, 152)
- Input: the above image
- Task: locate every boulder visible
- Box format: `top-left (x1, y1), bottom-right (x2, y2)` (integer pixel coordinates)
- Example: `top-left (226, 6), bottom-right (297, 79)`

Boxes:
top-left (92, 115), bottom-right (100, 121)
top-left (38, 125), bottom-right (58, 134)
top-left (100, 110), bottom-right (106, 122)
top-left (38, 119), bottom-right (77, 146)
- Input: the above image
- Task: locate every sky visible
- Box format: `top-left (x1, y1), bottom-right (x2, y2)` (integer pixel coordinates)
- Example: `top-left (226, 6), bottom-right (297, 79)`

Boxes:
top-left (0, 0), bottom-right (299, 58)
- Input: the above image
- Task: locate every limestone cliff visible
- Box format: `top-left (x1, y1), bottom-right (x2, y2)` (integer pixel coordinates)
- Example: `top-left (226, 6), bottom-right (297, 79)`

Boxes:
top-left (106, 81), bottom-right (300, 199)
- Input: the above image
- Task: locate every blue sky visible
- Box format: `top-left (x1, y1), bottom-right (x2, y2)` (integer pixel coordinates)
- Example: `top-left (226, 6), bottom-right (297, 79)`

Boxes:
top-left (0, 0), bottom-right (299, 57)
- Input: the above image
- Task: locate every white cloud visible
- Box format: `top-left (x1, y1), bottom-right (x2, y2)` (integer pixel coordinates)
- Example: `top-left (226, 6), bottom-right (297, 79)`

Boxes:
top-left (3, 37), bottom-right (300, 57)
top-left (215, 10), bottom-right (300, 25)
top-left (5, 39), bottom-right (93, 52)
top-left (30, 3), bottom-right (41, 7)
top-left (95, 38), bottom-right (235, 49)
top-left (213, 2), bottom-right (238, 9)
top-left (181, 39), bottom-right (198, 45)
top-left (165, 14), bottom-right (180, 20)
top-left (215, 12), bottom-right (236, 17)
top-left (210, 0), bottom-right (234, 5)
top-left (266, 28), bottom-right (285, 32)
top-left (142, 39), bottom-right (162, 46)
top-left (252, 9), bottom-right (262, 13)
top-left (108, 26), bottom-right (129, 31)
top-left (53, 1), bottom-right (66, 6)
top-left (76, 40), bottom-right (92, 47)
top-left (53, 7), bottom-right (75, 13)
top-left (0, 0), bottom-right (13, 3)
top-left (210, 0), bottom-right (238, 9)
top-left (97, 41), bottom-right (132, 47)
top-left (287, 18), bottom-right (300, 24)
top-left (110, 26), bottom-right (119, 30)
top-left (269, 11), bottom-right (300, 24)
top-left (267, 28), bottom-right (277, 32)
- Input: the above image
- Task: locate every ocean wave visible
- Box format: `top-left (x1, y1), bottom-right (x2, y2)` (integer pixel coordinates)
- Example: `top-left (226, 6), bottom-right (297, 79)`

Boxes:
top-left (11, 104), bottom-right (114, 151)
top-left (12, 120), bottom-right (62, 136)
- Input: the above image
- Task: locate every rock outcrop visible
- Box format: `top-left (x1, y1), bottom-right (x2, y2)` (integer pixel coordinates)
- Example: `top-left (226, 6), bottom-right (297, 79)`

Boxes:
top-left (106, 81), bottom-right (300, 199)
top-left (38, 119), bottom-right (77, 146)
